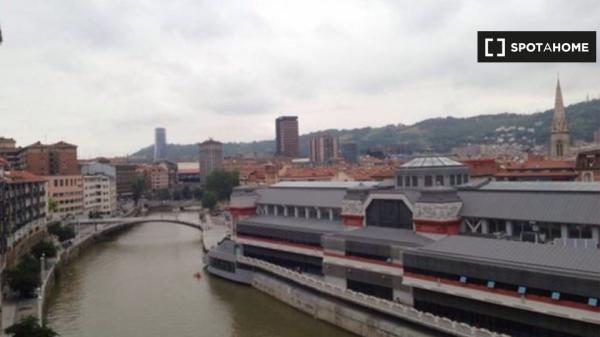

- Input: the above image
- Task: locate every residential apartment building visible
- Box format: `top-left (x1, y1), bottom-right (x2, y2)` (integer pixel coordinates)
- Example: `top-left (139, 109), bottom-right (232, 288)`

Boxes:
top-left (0, 170), bottom-right (47, 255)
top-left (20, 141), bottom-right (79, 175)
top-left (275, 116), bottom-right (299, 157)
top-left (199, 139), bottom-right (223, 182)
top-left (140, 164), bottom-right (170, 191)
top-left (309, 134), bottom-right (338, 164)
top-left (113, 163), bottom-right (140, 197)
top-left (0, 138), bottom-right (23, 170)
top-left (83, 174), bottom-right (116, 215)
top-left (0, 137), bottom-right (16, 149)
top-left (156, 160), bottom-right (177, 188)
top-left (46, 175), bottom-right (84, 218)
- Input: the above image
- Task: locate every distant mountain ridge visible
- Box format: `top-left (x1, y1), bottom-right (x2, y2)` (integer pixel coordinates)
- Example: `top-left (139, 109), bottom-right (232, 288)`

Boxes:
top-left (131, 99), bottom-right (600, 161)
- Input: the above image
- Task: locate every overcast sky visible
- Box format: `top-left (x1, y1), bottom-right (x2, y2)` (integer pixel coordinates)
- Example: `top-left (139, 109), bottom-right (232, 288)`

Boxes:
top-left (1, 0), bottom-right (599, 157)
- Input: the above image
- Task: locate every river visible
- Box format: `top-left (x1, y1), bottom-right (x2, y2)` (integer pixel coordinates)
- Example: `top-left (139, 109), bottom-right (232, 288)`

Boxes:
top-left (45, 220), bottom-right (357, 337)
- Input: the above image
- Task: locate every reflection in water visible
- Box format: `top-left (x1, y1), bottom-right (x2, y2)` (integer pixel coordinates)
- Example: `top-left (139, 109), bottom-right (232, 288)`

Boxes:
top-left (46, 220), bottom-right (356, 337)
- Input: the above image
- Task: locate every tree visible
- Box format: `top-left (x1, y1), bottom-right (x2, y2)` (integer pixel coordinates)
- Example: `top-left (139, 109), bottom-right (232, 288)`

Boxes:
top-left (47, 221), bottom-right (62, 234)
top-left (156, 188), bottom-right (171, 200)
top-left (5, 316), bottom-right (58, 337)
top-left (31, 240), bottom-right (57, 259)
top-left (47, 198), bottom-right (58, 214)
top-left (205, 169), bottom-right (240, 200)
top-left (181, 185), bottom-right (191, 199)
top-left (130, 177), bottom-right (146, 206)
top-left (172, 190), bottom-right (182, 201)
top-left (5, 255), bottom-right (41, 298)
top-left (201, 190), bottom-right (217, 210)
top-left (192, 187), bottom-right (203, 200)
top-left (47, 223), bottom-right (75, 242)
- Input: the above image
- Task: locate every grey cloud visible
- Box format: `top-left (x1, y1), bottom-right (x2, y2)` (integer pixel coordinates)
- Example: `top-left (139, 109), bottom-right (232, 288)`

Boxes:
top-left (1, 0), bottom-right (599, 157)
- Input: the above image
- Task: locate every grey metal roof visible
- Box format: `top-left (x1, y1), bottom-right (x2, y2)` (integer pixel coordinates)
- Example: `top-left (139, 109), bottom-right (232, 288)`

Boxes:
top-left (239, 215), bottom-right (345, 233)
top-left (458, 189), bottom-right (600, 225)
top-left (476, 181), bottom-right (600, 193)
top-left (271, 181), bottom-right (381, 189)
top-left (327, 226), bottom-right (434, 248)
top-left (401, 156), bottom-right (464, 168)
top-left (207, 239), bottom-right (237, 262)
top-left (414, 236), bottom-right (600, 278)
top-left (418, 187), bottom-right (460, 203)
top-left (368, 189), bottom-right (422, 204)
top-left (257, 187), bottom-right (347, 208)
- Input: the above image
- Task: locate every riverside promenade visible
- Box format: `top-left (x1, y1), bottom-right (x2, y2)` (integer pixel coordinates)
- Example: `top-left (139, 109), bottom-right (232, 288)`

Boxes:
top-left (1, 208), bottom-right (228, 335)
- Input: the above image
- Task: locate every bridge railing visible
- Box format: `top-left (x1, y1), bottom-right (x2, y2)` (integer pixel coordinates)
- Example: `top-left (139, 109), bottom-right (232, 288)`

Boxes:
top-left (69, 216), bottom-right (204, 229)
top-left (238, 256), bottom-right (511, 337)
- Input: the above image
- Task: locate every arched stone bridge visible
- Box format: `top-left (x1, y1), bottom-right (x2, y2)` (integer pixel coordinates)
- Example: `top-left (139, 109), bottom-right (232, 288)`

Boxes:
top-left (69, 216), bottom-right (205, 231)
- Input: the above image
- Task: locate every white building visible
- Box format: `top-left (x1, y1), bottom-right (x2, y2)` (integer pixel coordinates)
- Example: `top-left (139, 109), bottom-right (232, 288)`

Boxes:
top-left (83, 174), bottom-right (117, 215)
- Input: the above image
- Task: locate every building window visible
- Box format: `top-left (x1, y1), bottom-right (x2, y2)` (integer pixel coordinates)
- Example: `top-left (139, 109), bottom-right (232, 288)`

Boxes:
top-left (457, 175), bottom-right (462, 185)
top-left (397, 176), bottom-right (403, 187)
top-left (405, 176), bottom-right (410, 187)
top-left (450, 175), bottom-right (455, 185)
top-left (424, 176), bottom-right (432, 187)
top-left (463, 175), bottom-right (469, 183)
top-left (412, 176), bottom-right (418, 186)
top-left (435, 175), bottom-right (444, 186)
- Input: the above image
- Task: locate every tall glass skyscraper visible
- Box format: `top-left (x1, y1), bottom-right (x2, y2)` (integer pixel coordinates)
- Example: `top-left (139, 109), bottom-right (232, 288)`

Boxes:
top-left (154, 127), bottom-right (167, 162)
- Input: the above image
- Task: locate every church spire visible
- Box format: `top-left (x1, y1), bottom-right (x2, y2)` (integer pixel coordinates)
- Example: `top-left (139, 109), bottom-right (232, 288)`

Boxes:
top-left (551, 76), bottom-right (568, 133)
top-left (549, 77), bottom-right (570, 158)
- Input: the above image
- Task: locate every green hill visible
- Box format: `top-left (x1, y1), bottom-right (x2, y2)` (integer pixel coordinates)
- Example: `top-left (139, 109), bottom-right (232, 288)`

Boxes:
top-left (131, 99), bottom-right (600, 161)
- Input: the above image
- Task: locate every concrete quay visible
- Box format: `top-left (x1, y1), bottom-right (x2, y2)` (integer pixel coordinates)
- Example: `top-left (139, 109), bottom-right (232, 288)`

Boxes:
top-left (240, 256), bottom-right (512, 337)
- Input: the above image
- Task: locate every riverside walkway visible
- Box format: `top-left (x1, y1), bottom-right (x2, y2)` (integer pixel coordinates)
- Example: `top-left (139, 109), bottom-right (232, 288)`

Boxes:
top-left (2, 211), bottom-right (230, 335)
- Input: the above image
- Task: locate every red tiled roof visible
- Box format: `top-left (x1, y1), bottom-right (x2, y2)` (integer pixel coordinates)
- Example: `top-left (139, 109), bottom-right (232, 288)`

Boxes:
top-left (339, 165), bottom-right (395, 181)
top-left (496, 171), bottom-right (578, 178)
top-left (25, 140), bottom-right (76, 148)
top-left (462, 158), bottom-right (498, 177)
top-left (4, 170), bottom-right (46, 183)
top-left (501, 158), bottom-right (575, 171)
top-left (280, 167), bottom-right (338, 178)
